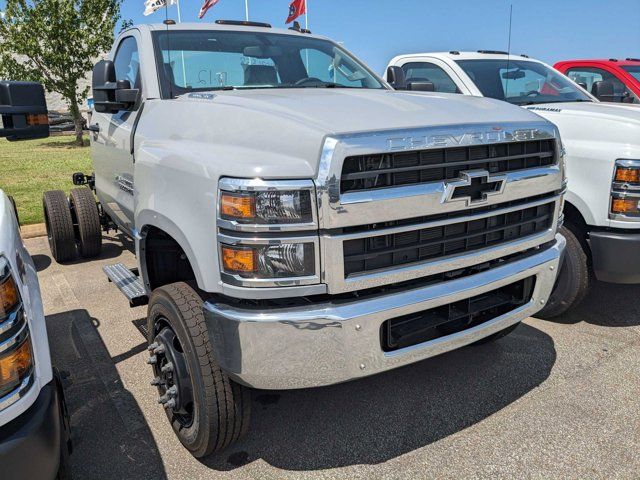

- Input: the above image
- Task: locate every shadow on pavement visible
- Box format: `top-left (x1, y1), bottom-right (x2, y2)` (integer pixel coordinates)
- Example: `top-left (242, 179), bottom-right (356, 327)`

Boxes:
top-left (203, 323), bottom-right (556, 472)
top-left (46, 309), bottom-right (167, 480)
top-left (548, 281), bottom-right (640, 327)
top-left (31, 254), bottom-right (52, 272)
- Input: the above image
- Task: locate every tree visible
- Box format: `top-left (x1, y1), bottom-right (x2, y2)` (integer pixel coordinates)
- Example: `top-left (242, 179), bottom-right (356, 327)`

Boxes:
top-left (0, 0), bottom-right (122, 145)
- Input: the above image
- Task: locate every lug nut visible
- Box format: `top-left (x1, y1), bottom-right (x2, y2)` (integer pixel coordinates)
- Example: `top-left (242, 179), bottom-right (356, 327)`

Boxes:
top-left (158, 394), bottom-right (169, 404)
top-left (161, 362), bottom-right (174, 373)
top-left (150, 376), bottom-right (163, 386)
top-left (153, 344), bottom-right (166, 355)
top-left (147, 355), bottom-right (158, 365)
top-left (166, 385), bottom-right (178, 397)
top-left (164, 399), bottom-right (176, 409)
top-left (147, 342), bottom-right (159, 352)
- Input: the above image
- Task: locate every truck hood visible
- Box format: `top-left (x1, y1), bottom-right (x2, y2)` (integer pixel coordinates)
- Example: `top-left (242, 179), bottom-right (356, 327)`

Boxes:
top-left (524, 101), bottom-right (640, 149)
top-left (144, 89), bottom-right (551, 178)
top-left (181, 88), bottom-right (544, 134)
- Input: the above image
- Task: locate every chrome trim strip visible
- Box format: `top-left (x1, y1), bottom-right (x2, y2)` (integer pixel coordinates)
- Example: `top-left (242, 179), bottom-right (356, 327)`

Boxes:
top-left (0, 374), bottom-right (33, 412)
top-left (0, 307), bottom-right (24, 336)
top-left (218, 232), bottom-right (321, 288)
top-left (217, 178), bottom-right (319, 232)
top-left (0, 321), bottom-right (28, 354)
top-left (204, 236), bottom-right (565, 390)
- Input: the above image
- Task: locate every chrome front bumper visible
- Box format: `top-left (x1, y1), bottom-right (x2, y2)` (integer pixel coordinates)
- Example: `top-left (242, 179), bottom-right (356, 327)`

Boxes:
top-left (204, 235), bottom-right (565, 390)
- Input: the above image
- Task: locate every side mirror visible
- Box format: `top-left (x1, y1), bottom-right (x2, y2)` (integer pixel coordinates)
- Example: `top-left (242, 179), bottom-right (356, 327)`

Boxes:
top-left (407, 81), bottom-right (435, 92)
top-left (92, 60), bottom-right (139, 114)
top-left (591, 80), bottom-right (615, 102)
top-left (386, 66), bottom-right (406, 90)
top-left (0, 81), bottom-right (49, 141)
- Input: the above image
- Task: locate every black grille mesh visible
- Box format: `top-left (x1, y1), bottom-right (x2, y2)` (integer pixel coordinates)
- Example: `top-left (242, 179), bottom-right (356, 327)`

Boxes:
top-left (381, 277), bottom-right (536, 352)
top-left (341, 139), bottom-right (556, 193)
top-left (343, 202), bottom-right (554, 276)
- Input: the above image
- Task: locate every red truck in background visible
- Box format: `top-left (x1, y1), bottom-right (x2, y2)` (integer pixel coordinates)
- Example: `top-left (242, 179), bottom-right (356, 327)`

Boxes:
top-left (554, 58), bottom-right (640, 104)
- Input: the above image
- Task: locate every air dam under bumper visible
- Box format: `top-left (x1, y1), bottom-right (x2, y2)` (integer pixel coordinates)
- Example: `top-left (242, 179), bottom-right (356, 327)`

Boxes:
top-left (204, 235), bottom-right (565, 390)
top-left (589, 230), bottom-right (640, 284)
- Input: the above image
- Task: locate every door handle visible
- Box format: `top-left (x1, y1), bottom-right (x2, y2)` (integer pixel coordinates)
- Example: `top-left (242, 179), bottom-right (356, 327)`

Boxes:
top-left (87, 124), bottom-right (100, 133)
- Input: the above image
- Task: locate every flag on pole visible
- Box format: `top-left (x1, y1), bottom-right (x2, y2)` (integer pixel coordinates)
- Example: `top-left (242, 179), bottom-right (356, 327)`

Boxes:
top-left (286, 0), bottom-right (306, 24)
top-left (199, 0), bottom-right (221, 19)
top-left (143, 0), bottom-right (177, 16)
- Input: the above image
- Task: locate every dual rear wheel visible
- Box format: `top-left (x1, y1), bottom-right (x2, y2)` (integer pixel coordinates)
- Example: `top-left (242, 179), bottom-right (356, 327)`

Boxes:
top-left (43, 188), bottom-right (102, 263)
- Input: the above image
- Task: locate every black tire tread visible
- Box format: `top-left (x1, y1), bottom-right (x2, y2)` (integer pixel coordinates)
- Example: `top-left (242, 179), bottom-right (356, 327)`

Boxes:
top-left (537, 226), bottom-right (590, 319)
top-left (69, 188), bottom-right (101, 258)
top-left (43, 190), bottom-right (76, 263)
top-left (150, 282), bottom-right (250, 457)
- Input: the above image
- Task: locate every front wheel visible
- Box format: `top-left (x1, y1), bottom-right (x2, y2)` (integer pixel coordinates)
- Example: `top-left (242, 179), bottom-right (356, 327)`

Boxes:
top-left (146, 282), bottom-right (251, 458)
top-left (536, 226), bottom-right (590, 319)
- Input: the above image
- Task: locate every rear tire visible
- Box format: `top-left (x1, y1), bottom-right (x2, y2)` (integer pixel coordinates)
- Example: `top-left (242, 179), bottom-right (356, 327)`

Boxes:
top-left (536, 226), bottom-right (590, 320)
top-left (69, 188), bottom-right (101, 258)
top-left (43, 191), bottom-right (76, 263)
top-left (472, 322), bottom-right (520, 345)
top-left (147, 282), bottom-right (251, 458)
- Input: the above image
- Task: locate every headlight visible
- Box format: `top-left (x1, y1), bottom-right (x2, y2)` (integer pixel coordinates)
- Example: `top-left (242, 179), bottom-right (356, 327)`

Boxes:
top-left (0, 256), bottom-right (33, 406)
top-left (220, 190), bottom-right (313, 225)
top-left (217, 178), bottom-right (320, 289)
top-left (221, 243), bottom-right (315, 279)
top-left (218, 178), bottom-right (316, 230)
top-left (610, 160), bottom-right (640, 220)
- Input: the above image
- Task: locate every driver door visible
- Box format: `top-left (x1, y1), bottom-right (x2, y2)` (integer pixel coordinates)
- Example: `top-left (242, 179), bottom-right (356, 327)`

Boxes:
top-left (90, 34), bottom-right (143, 236)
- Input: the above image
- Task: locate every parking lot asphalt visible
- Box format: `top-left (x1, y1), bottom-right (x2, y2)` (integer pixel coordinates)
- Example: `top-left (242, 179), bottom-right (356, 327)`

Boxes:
top-left (27, 233), bottom-right (639, 479)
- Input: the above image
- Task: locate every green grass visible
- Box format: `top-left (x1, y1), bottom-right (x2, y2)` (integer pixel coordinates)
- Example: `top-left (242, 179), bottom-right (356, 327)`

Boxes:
top-left (0, 136), bottom-right (92, 225)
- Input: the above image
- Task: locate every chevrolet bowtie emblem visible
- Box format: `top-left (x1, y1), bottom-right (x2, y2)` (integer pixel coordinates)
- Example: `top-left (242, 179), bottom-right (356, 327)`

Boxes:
top-left (443, 170), bottom-right (507, 206)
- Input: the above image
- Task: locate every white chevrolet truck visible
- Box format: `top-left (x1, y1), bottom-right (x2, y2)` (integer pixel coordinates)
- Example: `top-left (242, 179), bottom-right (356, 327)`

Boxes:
top-left (386, 52), bottom-right (640, 317)
top-left (43, 23), bottom-right (566, 457)
top-left (0, 81), bottom-right (72, 479)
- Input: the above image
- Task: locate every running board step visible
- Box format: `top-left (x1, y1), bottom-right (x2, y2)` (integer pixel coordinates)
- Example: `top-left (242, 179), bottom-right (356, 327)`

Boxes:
top-left (103, 263), bottom-right (148, 308)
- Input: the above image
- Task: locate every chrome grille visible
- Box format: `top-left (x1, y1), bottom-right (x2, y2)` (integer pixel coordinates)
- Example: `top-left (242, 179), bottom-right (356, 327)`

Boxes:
top-left (340, 139), bottom-right (556, 193)
top-left (343, 202), bottom-right (554, 276)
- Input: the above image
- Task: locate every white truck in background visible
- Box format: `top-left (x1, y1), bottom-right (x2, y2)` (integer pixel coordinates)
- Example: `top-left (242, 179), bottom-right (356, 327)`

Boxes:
top-left (0, 81), bottom-right (72, 480)
top-left (386, 52), bottom-right (640, 318)
top-left (42, 22), bottom-right (566, 456)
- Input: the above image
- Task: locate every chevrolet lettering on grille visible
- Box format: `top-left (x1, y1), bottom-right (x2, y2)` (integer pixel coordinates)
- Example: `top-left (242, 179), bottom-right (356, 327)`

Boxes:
top-left (443, 170), bottom-right (507, 206)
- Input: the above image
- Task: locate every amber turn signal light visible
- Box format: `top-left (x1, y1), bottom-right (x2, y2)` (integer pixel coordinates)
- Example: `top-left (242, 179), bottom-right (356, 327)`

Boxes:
top-left (26, 114), bottom-right (49, 126)
top-left (0, 339), bottom-right (32, 389)
top-left (0, 275), bottom-right (19, 317)
top-left (221, 245), bottom-right (257, 273)
top-left (611, 198), bottom-right (640, 214)
top-left (220, 192), bottom-right (255, 220)
top-left (615, 167), bottom-right (640, 184)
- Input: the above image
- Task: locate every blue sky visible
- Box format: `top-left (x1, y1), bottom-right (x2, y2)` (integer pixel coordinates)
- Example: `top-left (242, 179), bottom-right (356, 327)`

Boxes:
top-left (1, 0), bottom-right (638, 74)
top-left (119, 0), bottom-right (640, 74)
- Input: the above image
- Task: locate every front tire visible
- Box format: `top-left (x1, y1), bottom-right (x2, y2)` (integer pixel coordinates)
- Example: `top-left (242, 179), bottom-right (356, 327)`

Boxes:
top-left (537, 225), bottom-right (590, 319)
top-left (146, 282), bottom-right (250, 458)
top-left (43, 191), bottom-right (76, 263)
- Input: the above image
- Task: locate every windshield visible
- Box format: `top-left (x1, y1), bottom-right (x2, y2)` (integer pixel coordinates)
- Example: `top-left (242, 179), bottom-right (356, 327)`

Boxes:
top-left (623, 66), bottom-right (640, 82)
top-left (456, 59), bottom-right (592, 105)
top-left (152, 30), bottom-right (385, 98)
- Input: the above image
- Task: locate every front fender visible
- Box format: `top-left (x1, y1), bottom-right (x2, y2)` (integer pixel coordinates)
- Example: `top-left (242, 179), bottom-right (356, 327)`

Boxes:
top-left (136, 210), bottom-right (204, 292)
